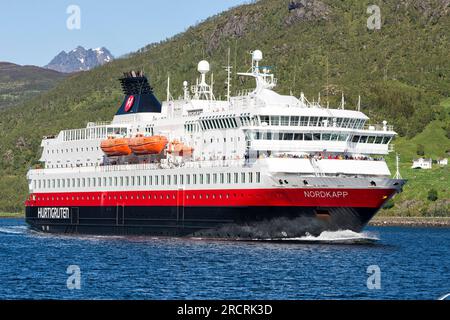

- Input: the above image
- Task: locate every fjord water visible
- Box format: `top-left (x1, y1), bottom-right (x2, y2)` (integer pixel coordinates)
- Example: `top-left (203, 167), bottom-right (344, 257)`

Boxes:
top-left (0, 218), bottom-right (448, 300)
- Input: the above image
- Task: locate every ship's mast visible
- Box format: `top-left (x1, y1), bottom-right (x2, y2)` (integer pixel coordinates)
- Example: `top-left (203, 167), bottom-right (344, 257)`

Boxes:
top-left (394, 153), bottom-right (402, 179)
top-left (223, 47), bottom-right (232, 102)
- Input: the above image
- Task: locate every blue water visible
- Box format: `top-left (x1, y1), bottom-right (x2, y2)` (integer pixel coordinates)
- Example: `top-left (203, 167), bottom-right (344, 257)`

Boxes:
top-left (0, 218), bottom-right (449, 300)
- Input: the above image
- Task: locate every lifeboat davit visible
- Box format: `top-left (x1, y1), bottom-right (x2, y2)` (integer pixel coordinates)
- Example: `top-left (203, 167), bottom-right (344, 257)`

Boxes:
top-left (100, 136), bottom-right (132, 157)
top-left (167, 140), bottom-right (194, 157)
top-left (128, 134), bottom-right (168, 155)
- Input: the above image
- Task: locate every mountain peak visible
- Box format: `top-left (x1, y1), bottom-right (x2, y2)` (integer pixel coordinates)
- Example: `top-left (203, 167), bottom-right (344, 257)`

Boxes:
top-left (45, 46), bottom-right (114, 73)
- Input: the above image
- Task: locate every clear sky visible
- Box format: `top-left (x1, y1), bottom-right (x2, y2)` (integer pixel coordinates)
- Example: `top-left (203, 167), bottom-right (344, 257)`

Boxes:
top-left (0, 0), bottom-right (248, 66)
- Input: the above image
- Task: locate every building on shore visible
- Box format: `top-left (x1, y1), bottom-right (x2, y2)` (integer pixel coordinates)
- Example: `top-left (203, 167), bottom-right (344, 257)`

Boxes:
top-left (411, 158), bottom-right (432, 169)
top-left (437, 158), bottom-right (448, 166)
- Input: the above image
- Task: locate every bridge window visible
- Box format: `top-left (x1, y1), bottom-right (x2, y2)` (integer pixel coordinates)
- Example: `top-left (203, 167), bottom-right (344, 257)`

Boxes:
top-left (260, 115), bottom-right (269, 125)
top-left (270, 116), bottom-right (280, 126)
top-left (352, 135), bottom-right (360, 143)
top-left (375, 136), bottom-right (383, 144)
top-left (283, 133), bottom-right (293, 140)
top-left (290, 116), bottom-right (299, 126)
top-left (280, 116), bottom-right (290, 126)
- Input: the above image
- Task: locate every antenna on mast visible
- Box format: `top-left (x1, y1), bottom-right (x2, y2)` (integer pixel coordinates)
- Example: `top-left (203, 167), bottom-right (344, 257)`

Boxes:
top-left (166, 75), bottom-right (172, 102)
top-left (394, 153), bottom-right (402, 179)
top-left (357, 95), bottom-right (361, 111)
top-left (326, 56), bottom-right (329, 106)
top-left (341, 92), bottom-right (345, 110)
top-left (223, 47), bottom-right (232, 102)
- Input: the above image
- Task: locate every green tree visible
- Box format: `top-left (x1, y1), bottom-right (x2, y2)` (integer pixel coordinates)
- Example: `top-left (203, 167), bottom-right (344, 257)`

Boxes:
top-left (417, 144), bottom-right (425, 156)
top-left (427, 189), bottom-right (438, 202)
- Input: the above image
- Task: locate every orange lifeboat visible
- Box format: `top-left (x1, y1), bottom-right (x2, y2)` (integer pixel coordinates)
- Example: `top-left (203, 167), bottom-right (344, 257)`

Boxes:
top-left (100, 136), bottom-right (132, 157)
top-left (167, 140), bottom-right (194, 157)
top-left (128, 134), bottom-right (168, 155)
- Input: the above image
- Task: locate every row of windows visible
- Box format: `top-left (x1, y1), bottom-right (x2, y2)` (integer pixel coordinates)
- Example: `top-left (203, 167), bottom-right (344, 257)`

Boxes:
top-left (33, 191), bottom-right (255, 202)
top-left (351, 135), bottom-right (391, 144)
top-left (184, 123), bottom-right (201, 133)
top-left (47, 146), bottom-right (100, 155)
top-left (62, 127), bottom-right (127, 141)
top-left (248, 131), bottom-right (392, 144)
top-left (259, 115), bottom-right (365, 129)
top-left (187, 115), bottom-right (366, 133)
top-left (249, 132), bottom-right (350, 142)
top-left (33, 172), bottom-right (261, 190)
top-left (199, 117), bottom-right (239, 131)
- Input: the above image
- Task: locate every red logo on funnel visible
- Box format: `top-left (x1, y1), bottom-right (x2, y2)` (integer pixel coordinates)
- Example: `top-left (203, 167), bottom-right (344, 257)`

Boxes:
top-left (124, 95), bottom-right (135, 112)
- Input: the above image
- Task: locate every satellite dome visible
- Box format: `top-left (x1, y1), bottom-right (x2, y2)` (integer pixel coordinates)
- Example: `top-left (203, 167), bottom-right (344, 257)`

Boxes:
top-left (183, 80), bottom-right (188, 86)
top-left (252, 50), bottom-right (263, 62)
top-left (197, 60), bottom-right (210, 74)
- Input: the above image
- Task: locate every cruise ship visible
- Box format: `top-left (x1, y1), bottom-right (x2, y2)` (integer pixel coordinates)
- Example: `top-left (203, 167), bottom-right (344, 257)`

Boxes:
top-left (25, 50), bottom-right (406, 238)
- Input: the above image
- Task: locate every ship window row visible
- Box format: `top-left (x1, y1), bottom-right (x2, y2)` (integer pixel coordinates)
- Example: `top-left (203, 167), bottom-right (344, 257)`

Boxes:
top-left (184, 122), bottom-right (201, 133)
top-left (47, 162), bottom-right (100, 169)
top-left (47, 146), bottom-right (100, 154)
top-left (258, 115), bottom-right (365, 129)
top-left (62, 127), bottom-right (127, 141)
top-left (32, 172), bottom-right (261, 190)
top-left (351, 135), bottom-right (391, 144)
top-left (33, 191), bottom-right (263, 202)
top-left (200, 117), bottom-right (238, 130)
top-left (249, 131), bottom-right (349, 142)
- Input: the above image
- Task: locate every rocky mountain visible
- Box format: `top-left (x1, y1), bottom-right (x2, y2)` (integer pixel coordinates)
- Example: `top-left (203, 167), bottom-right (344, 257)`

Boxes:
top-left (0, 62), bottom-right (67, 110)
top-left (45, 46), bottom-right (113, 73)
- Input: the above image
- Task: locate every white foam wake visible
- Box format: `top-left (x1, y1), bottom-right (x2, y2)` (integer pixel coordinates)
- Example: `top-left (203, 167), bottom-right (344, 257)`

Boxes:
top-left (279, 230), bottom-right (379, 243)
top-left (0, 226), bottom-right (28, 235)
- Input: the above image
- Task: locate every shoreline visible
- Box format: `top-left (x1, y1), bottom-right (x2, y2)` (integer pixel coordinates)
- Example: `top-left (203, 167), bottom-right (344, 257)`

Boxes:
top-left (369, 216), bottom-right (450, 227)
top-left (0, 213), bottom-right (24, 218)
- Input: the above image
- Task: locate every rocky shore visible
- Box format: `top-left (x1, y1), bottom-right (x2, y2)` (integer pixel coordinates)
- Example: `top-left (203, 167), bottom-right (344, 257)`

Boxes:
top-left (369, 216), bottom-right (450, 227)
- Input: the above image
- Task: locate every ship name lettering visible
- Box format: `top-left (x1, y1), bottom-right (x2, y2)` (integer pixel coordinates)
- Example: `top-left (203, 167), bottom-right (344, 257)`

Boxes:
top-left (37, 207), bottom-right (70, 219)
top-left (304, 191), bottom-right (349, 198)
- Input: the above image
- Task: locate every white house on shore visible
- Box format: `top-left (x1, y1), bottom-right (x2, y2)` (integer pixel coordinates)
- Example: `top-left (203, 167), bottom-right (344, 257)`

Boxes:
top-left (411, 158), bottom-right (432, 169)
top-left (437, 158), bottom-right (448, 166)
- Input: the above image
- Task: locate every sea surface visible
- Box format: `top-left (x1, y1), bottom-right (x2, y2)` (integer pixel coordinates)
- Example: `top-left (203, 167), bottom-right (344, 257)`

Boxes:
top-left (0, 218), bottom-right (449, 300)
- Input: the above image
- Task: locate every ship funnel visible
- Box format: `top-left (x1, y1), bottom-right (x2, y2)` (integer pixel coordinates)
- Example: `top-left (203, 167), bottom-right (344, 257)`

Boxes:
top-left (115, 71), bottom-right (162, 115)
